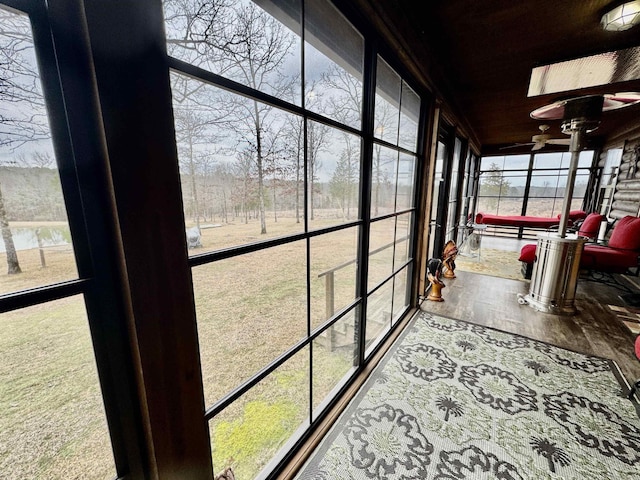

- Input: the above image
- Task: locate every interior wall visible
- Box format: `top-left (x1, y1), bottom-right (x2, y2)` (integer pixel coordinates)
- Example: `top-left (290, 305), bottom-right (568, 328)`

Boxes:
top-left (609, 138), bottom-right (640, 220)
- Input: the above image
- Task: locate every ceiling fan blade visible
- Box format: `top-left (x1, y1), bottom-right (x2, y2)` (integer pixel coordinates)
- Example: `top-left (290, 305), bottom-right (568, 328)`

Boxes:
top-left (546, 138), bottom-right (571, 145)
top-left (499, 142), bottom-right (535, 150)
top-left (531, 141), bottom-right (546, 151)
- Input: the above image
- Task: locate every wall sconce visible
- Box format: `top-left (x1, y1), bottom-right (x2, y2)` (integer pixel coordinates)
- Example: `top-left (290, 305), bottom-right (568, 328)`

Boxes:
top-left (601, 0), bottom-right (640, 31)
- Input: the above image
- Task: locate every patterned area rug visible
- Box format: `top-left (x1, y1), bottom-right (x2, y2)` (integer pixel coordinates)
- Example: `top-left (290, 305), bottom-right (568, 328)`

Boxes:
top-left (455, 248), bottom-right (525, 281)
top-left (295, 312), bottom-right (640, 479)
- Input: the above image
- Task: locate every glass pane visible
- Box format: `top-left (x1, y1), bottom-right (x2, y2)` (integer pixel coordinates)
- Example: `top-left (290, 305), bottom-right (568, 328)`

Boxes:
top-left (427, 141), bottom-right (445, 256)
top-left (374, 56), bottom-right (400, 144)
top-left (0, 7), bottom-right (78, 295)
top-left (0, 296), bottom-right (114, 479)
top-left (310, 227), bottom-right (358, 330)
top-left (210, 347), bottom-right (309, 480)
top-left (392, 268), bottom-right (409, 324)
top-left (503, 154), bottom-right (530, 170)
top-left (365, 279), bottom-right (393, 358)
top-left (478, 170), bottom-right (510, 198)
top-left (312, 309), bottom-right (357, 415)
top-left (394, 213), bottom-right (411, 271)
top-left (396, 152), bottom-right (415, 211)
top-left (529, 175), bottom-right (561, 197)
top-left (171, 73), bottom-right (304, 253)
top-left (398, 81), bottom-right (420, 151)
top-left (533, 152), bottom-right (564, 169)
top-left (371, 145), bottom-right (397, 218)
top-left (578, 150), bottom-right (595, 168)
top-left (480, 156), bottom-right (504, 171)
top-left (368, 217), bottom-right (395, 292)
top-left (310, 122), bottom-right (361, 229)
top-left (194, 241), bottom-right (307, 406)
top-left (557, 150), bottom-right (595, 169)
top-left (495, 198), bottom-right (524, 216)
top-left (476, 196), bottom-right (498, 215)
top-left (163, 0), bottom-right (302, 105)
top-left (305, 0), bottom-right (363, 129)
top-left (574, 174), bottom-right (590, 197)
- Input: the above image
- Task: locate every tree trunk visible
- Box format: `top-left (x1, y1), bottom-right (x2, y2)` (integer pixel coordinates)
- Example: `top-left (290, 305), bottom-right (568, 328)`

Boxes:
top-left (254, 100), bottom-right (267, 235)
top-left (188, 138), bottom-right (201, 230)
top-left (0, 185), bottom-right (21, 274)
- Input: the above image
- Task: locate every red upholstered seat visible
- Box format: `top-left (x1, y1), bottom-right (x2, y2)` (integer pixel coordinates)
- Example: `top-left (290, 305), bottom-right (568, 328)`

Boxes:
top-left (558, 210), bottom-right (588, 222)
top-left (607, 216), bottom-right (640, 251)
top-left (581, 245), bottom-right (639, 273)
top-left (519, 215), bottom-right (640, 278)
top-left (635, 335), bottom-right (640, 361)
top-left (577, 213), bottom-right (605, 239)
top-left (519, 243), bottom-right (536, 263)
top-left (475, 210), bottom-right (587, 229)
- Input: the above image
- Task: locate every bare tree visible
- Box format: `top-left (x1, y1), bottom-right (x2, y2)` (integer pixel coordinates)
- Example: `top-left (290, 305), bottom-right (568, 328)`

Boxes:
top-left (217, 5), bottom-right (297, 234)
top-left (0, 184), bottom-right (20, 274)
top-left (0, 9), bottom-right (50, 275)
top-left (166, 0), bottom-right (299, 235)
top-left (0, 9), bottom-right (50, 149)
top-left (307, 120), bottom-right (329, 220)
top-left (283, 116), bottom-right (304, 223)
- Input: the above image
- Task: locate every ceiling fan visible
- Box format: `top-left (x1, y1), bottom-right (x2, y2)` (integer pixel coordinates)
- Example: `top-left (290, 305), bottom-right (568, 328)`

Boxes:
top-left (529, 124), bottom-right (571, 150)
top-left (500, 124), bottom-right (571, 151)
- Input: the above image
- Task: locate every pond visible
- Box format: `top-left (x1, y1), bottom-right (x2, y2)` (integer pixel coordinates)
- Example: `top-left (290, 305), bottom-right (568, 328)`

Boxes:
top-left (0, 226), bottom-right (71, 253)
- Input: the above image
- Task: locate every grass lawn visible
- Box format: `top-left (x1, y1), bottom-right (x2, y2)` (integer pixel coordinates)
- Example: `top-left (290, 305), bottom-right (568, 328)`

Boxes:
top-left (1, 213), bottom-right (405, 479)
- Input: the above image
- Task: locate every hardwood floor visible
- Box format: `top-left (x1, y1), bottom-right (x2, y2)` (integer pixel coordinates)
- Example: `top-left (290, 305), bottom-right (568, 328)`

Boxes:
top-left (422, 269), bottom-right (640, 386)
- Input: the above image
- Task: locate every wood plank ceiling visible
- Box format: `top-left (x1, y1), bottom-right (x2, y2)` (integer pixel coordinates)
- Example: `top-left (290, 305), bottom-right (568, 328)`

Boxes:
top-left (355, 0), bottom-right (640, 154)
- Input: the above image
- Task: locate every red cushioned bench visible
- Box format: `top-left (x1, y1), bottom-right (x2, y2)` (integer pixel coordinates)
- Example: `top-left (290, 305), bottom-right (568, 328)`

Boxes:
top-left (519, 215), bottom-right (640, 280)
top-left (475, 210), bottom-right (587, 229)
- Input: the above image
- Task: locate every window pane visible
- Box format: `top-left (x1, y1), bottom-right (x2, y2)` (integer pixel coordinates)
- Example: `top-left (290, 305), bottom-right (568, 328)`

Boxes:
top-left (533, 152), bottom-right (564, 169)
top-left (194, 241), bottom-right (307, 406)
top-left (398, 81), bottom-right (420, 151)
top-left (371, 145), bottom-right (397, 218)
top-left (210, 347), bottom-right (309, 480)
top-left (574, 174), bottom-right (589, 197)
top-left (171, 73), bottom-right (304, 253)
top-left (578, 150), bottom-right (594, 168)
top-left (164, 0), bottom-right (302, 104)
top-left (310, 227), bottom-right (358, 330)
top-left (529, 175), bottom-right (561, 197)
top-left (374, 56), bottom-right (400, 144)
top-left (503, 154), bottom-right (530, 170)
top-left (368, 217), bottom-right (395, 292)
top-left (396, 152), bottom-right (415, 211)
top-left (0, 7), bottom-right (78, 295)
top-left (304, 0), bottom-right (363, 129)
top-left (365, 279), bottom-right (392, 358)
top-left (311, 122), bottom-right (361, 228)
top-left (394, 213), bottom-right (411, 271)
top-left (495, 198), bottom-right (524, 216)
top-left (480, 156), bottom-right (504, 171)
top-left (0, 296), bottom-right (114, 479)
top-left (392, 268), bottom-right (409, 324)
top-left (312, 310), bottom-right (357, 415)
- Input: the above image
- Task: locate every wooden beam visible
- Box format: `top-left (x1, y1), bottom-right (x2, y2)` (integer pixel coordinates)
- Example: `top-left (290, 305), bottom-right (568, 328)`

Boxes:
top-left (83, 1), bottom-right (213, 478)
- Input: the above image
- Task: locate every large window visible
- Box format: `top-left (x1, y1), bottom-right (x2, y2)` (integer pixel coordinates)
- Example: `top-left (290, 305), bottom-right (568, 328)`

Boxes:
top-left (0, 1), bottom-right (424, 478)
top-left (163, 0), bottom-right (422, 477)
top-left (0, 4), bottom-right (130, 479)
top-left (477, 151), bottom-right (595, 222)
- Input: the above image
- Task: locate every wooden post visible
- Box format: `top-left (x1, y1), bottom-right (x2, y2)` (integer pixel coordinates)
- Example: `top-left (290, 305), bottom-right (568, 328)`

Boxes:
top-left (325, 271), bottom-right (335, 350)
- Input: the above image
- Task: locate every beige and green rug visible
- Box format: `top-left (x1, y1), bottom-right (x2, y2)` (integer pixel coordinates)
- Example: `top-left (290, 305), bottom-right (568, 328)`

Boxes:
top-left (295, 312), bottom-right (640, 479)
top-left (455, 248), bottom-right (525, 281)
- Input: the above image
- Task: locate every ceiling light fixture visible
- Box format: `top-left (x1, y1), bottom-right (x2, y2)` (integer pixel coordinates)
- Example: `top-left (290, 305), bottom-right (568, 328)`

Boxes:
top-left (601, 0), bottom-right (640, 31)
